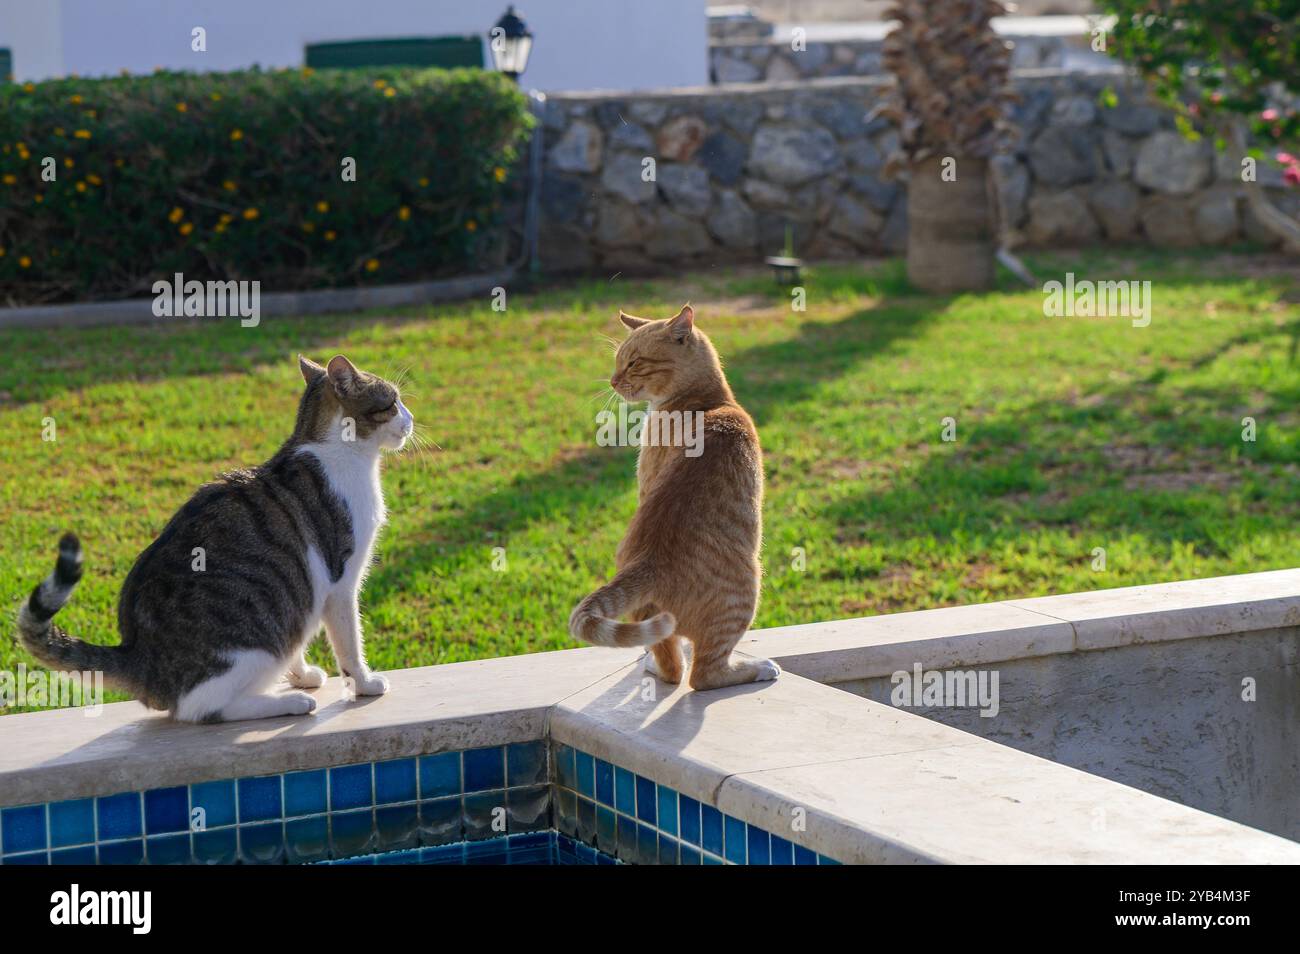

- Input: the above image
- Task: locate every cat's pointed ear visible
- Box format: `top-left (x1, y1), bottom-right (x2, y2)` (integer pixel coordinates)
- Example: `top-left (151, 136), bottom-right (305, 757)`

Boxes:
top-left (326, 355), bottom-right (360, 395)
top-left (667, 304), bottom-right (695, 342)
top-left (299, 355), bottom-right (326, 384)
top-left (619, 310), bottom-right (650, 331)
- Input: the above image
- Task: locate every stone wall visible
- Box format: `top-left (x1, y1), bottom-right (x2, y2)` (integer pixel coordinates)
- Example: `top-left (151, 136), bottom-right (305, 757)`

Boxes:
top-left (709, 34), bottom-right (1064, 85)
top-left (535, 69), bottom-right (1297, 274)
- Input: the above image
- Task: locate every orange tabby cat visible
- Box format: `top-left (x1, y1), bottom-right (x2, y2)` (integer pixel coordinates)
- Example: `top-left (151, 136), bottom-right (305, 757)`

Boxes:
top-left (569, 305), bottom-right (781, 690)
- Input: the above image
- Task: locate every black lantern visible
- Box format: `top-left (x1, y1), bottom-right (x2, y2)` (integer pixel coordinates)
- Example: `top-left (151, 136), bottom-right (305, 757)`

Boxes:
top-left (489, 6), bottom-right (533, 81)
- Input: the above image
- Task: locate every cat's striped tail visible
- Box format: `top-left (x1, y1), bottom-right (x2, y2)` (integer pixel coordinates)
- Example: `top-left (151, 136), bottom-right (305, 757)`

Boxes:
top-left (568, 563), bottom-right (676, 648)
top-left (17, 533), bottom-right (132, 682)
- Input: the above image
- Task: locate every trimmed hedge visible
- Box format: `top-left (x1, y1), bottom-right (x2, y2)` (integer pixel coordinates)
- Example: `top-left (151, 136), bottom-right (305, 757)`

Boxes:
top-left (0, 67), bottom-right (534, 305)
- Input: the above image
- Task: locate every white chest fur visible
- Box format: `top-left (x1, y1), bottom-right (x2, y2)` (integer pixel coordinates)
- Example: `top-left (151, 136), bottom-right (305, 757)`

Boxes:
top-left (298, 442), bottom-right (386, 586)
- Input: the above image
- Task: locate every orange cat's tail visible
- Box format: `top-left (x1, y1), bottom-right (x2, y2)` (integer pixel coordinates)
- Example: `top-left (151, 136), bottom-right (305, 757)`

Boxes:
top-left (568, 563), bottom-right (676, 648)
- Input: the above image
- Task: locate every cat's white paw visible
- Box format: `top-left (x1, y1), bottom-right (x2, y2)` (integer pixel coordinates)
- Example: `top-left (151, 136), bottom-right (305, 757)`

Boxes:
top-left (754, 658), bottom-right (782, 682)
top-left (353, 672), bottom-right (390, 697)
top-left (284, 691), bottom-right (318, 715)
top-left (287, 664), bottom-right (328, 689)
top-left (642, 652), bottom-right (663, 678)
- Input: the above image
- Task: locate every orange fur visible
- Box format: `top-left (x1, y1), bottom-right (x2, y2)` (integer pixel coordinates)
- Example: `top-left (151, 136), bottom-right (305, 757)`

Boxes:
top-left (568, 306), bottom-right (781, 690)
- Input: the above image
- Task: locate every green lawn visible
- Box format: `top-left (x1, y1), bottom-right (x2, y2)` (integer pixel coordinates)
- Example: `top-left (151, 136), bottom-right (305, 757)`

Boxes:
top-left (2, 248), bottom-right (1298, 712)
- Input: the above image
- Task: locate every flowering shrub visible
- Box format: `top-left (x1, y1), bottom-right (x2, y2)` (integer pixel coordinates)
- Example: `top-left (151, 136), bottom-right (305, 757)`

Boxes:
top-left (0, 66), bottom-right (533, 305)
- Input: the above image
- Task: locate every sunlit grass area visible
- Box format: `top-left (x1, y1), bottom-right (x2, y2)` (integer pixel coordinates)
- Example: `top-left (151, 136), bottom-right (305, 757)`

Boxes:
top-left (2, 248), bottom-right (1297, 711)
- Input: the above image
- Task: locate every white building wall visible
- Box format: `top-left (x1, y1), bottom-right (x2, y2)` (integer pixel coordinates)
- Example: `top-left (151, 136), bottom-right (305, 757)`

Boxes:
top-left (0, 0), bottom-right (708, 92)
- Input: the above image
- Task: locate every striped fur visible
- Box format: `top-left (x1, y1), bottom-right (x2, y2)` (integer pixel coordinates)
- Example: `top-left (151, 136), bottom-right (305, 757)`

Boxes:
top-left (15, 355), bottom-right (414, 722)
top-left (569, 306), bottom-right (781, 690)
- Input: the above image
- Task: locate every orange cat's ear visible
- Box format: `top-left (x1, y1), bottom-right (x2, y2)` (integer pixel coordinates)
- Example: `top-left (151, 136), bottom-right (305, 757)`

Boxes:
top-left (667, 304), bottom-right (695, 342)
top-left (619, 310), bottom-right (650, 331)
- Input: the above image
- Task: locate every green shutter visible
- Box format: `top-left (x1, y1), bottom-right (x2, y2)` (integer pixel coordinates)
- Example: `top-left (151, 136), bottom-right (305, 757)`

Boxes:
top-left (0, 49), bottom-right (12, 83)
top-left (305, 36), bottom-right (484, 70)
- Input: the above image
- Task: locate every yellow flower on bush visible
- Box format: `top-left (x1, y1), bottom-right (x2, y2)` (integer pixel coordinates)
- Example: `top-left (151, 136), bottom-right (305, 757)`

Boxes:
top-left (2, 174), bottom-right (15, 185)
top-left (324, 230), bottom-right (337, 241)
top-left (75, 181), bottom-right (86, 193)
top-left (398, 206), bottom-right (411, 221)
top-left (22, 83), bottom-right (34, 93)
top-left (365, 259), bottom-right (380, 272)
top-left (34, 194), bottom-right (43, 203)
top-left (466, 219), bottom-right (477, 232)
top-left (222, 180), bottom-right (237, 192)
top-left (418, 177), bottom-right (429, 187)
top-left (63, 158), bottom-right (74, 168)
top-left (214, 223), bottom-right (227, 234)
top-left (87, 174), bottom-right (102, 185)
top-left (19, 256), bottom-right (31, 268)
top-left (219, 213), bottom-right (233, 225)
top-left (494, 166), bottom-right (506, 182)
top-left (179, 222), bottom-right (194, 236)
top-left (176, 102), bottom-right (188, 113)
top-left (230, 129), bottom-right (244, 141)
top-left (242, 207), bottom-right (259, 220)
top-left (210, 92), bottom-right (222, 102)
top-left (69, 94), bottom-right (83, 105)
top-left (316, 200), bottom-right (329, 213)
top-left (0, 246), bottom-right (5, 256)
top-left (373, 79), bottom-right (387, 89)
top-left (384, 87), bottom-right (396, 98)
top-left (74, 129), bottom-right (91, 139)
top-left (54, 127), bottom-right (65, 137)
top-left (301, 222), bottom-right (315, 233)
top-left (168, 206), bottom-right (184, 223)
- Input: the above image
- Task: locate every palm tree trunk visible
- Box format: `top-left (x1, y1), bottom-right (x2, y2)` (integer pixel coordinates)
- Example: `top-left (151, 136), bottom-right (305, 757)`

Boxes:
top-left (906, 156), bottom-right (996, 292)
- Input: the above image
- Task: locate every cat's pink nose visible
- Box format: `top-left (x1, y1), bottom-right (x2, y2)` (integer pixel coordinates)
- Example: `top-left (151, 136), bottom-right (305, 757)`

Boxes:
top-left (610, 376), bottom-right (619, 388)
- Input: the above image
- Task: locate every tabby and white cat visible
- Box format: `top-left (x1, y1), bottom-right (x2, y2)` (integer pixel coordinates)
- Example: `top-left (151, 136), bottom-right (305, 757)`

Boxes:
top-left (18, 355), bottom-right (412, 723)
top-left (569, 305), bottom-right (781, 690)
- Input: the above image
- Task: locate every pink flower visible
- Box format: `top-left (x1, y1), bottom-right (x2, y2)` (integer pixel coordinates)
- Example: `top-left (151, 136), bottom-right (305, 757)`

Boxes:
top-left (1278, 152), bottom-right (1297, 165)
top-left (1262, 108), bottom-right (1280, 121)
top-left (1285, 166), bottom-right (1300, 186)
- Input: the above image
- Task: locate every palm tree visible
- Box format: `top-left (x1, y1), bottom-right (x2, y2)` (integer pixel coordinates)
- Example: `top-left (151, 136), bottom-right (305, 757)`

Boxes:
top-left (874, 0), bottom-right (1017, 292)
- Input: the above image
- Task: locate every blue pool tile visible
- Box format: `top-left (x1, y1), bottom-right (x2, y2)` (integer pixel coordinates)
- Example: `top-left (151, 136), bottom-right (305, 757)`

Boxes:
top-left (144, 786), bottom-right (189, 835)
top-left (190, 780), bottom-right (236, 829)
top-left (5, 851), bottom-right (48, 865)
top-left (2, 804), bottom-right (47, 855)
top-left (48, 799), bottom-right (94, 848)
top-left (747, 825), bottom-right (771, 865)
top-left (576, 795), bottom-right (596, 844)
top-left (770, 835), bottom-right (794, 866)
top-left (553, 744), bottom-right (576, 790)
top-left (574, 841), bottom-right (597, 866)
top-left (506, 741), bottom-right (547, 788)
top-left (574, 750), bottom-right (595, 797)
top-left (616, 814), bottom-right (637, 860)
top-left (634, 775), bottom-right (657, 825)
top-left (285, 816), bottom-right (329, 864)
top-left (594, 759), bottom-right (614, 806)
top-left (376, 803), bottom-right (420, 851)
top-left (419, 796), bottom-right (462, 846)
top-left (237, 775), bottom-right (282, 823)
top-left (283, 770), bottom-right (328, 817)
top-left (376, 847), bottom-right (422, 865)
top-left (723, 815), bottom-right (746, 865)
top-left (146, 833), bottom-right (192, 865)
top-left (239, 822), bottom-right (285, 864)
top-left (656, 785), bottom-right (678, 836)
top-left (418, 752), bottom-right (460, 799)
top-left (99, 839), bottom-right (144, 865)
top-left (702, 853), bottom-right (723, 865)
top-left (701, 804), bottom-right (723, 856)
top-left (465, 836), bottom-right (508, 865)
top-left (818, 855), bottom-right (841, 865)
top-left (463, 791), bottom-right (504, 840)
top-left (596, 805), bottom-right (616, 852)
top-left (556, 786), bottom-right (577, 837)
top-left (679, 795), bottom-right (701, 846)
top-left (329, 763), bottom-right (372, 811)
top-left (330, 809), bottom-right (375, 859)
top-left (635, 823), bottom-right (658, 865)
top-left (679, 843), bottom-right (701, 865)
top-left (96, 792), bottom-right (142, 841)
top-left (508, 785), bottom-right (551, 834)
top-left (463, 746), bottom-right (505, 792)
top-left (614, 767), bottom-right (636, 815)
top-left (420, 843), bottom-right (465, 865)
top-left (193, 828), bottom-right (238, 865)
top-left (794, 844), bottom-right (818, 866)
top-left (374, 758), bottom-right (417, 805)
top-left (658, 833), bottom-right (679, 864)
top-left (50, 846), bottom-right (96, 865)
